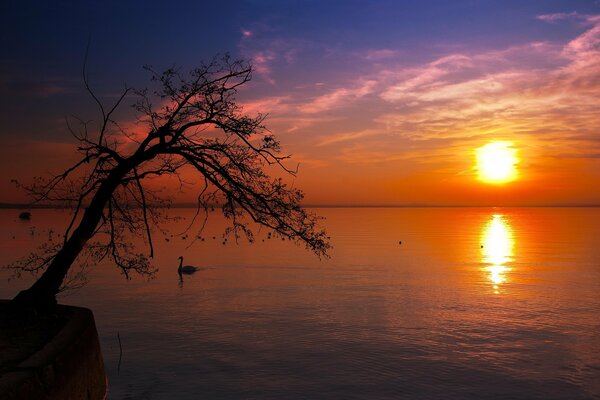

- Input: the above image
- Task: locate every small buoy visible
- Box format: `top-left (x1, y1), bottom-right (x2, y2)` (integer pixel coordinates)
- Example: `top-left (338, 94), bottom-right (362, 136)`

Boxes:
top-left (18, 211), bottom-right (31, 220)
top-left (480, 245), bottom-right (483, 248)
top-left (399, 241), bottom-right (402, 245)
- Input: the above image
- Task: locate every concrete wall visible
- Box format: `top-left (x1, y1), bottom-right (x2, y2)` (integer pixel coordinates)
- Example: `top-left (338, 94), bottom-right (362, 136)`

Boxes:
top-left (0, 305), bottom-right (106, 400)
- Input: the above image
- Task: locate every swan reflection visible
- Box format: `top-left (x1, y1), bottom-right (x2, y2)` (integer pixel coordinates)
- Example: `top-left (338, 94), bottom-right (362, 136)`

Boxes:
top-left (480, 214), bottom-right (514, 293)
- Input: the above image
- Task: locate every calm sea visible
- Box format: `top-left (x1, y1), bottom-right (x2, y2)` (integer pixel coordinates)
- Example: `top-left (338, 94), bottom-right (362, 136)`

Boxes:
top-left (1, 207), bottom-right (599, 399)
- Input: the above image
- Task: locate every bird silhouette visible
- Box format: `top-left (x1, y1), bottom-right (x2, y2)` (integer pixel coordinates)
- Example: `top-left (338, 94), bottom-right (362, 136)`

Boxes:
top-left (177, 256), bottom-right (200, 274)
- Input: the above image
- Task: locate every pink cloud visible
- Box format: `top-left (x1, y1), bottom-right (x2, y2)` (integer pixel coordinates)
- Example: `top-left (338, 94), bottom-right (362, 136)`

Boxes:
top-left (252, 51), bottom-right (276, 84)
top-left (413, 74), bottom-right (508, 102)
top-left (240, 96), bottom-right (292, 116)
top-left (238, 25), bottom-right (315, 85)
top-left (380, 54), bottom-right (473, 102)
top-left (563, 18), bottom-right (600, 72)
top-left (298, 80), bottom-right (376, 114)
top-left (373, 16), bottom-right (600, 146)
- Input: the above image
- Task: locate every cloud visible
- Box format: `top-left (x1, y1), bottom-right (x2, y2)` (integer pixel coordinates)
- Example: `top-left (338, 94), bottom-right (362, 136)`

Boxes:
top-left (537, 12), bottom-right (600, 25)
top-left (240, 95), bottom-right (292, 116)
top-left (252, 51), bottom-right (277, 84)
top-left (238, 23), bottom-right (316, 85)
top-left (380, 54), bottom-right (473, 102)
top-left (414, 74), bottom-right (507, 102)
top-left (372, 17), bottom-right (600, 148)
top-left (298, 80), bottom-right (376, 114)
top-left (316, 128), bottom-right (382, 146)
top-left (536, 12), bottom-right (580, 23)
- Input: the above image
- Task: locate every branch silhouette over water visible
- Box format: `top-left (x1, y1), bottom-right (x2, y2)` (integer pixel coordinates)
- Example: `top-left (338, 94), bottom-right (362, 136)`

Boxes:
top-left (7, 55), bottom-right (330, 310)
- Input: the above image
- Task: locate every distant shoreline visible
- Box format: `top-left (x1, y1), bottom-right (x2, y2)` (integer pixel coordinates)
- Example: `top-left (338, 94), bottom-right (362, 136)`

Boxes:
top-left (0, 203), bottom-right (66, 210)
top-left (1, 203), bottom-right (599, 209)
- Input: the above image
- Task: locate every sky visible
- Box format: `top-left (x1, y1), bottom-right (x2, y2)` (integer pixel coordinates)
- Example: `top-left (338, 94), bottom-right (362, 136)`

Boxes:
top-left (1, 0), bottom-right (599, 206)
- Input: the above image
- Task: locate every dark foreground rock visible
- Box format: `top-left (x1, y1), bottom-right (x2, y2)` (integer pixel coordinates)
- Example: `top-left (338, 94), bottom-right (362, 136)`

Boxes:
top-left (0, 302), bottom-right (106, 400)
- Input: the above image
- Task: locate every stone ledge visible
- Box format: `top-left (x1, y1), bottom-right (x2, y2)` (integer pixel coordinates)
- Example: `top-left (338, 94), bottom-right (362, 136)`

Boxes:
top-left (0, 303), bottom-right (106, 400)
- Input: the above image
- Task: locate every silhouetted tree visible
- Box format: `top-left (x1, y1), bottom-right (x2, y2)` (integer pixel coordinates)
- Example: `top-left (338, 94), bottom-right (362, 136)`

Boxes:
top-left (8, 55), bottom-right (330, 309)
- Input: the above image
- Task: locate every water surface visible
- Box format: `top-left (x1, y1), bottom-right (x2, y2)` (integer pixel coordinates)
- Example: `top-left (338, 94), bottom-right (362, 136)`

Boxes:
top-left (1, 207), bottom-right (599, 399)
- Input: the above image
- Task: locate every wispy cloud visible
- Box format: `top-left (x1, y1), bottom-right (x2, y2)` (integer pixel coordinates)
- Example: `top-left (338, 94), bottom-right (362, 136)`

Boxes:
top-left (371, 17), bottom-right (600, 149)
top-left (536, 11), bottom-right (581, 23)
top-left (298, 80), bottom-right (376, 114)
top-left (252, 51), bottom-right (277, 84)
top-left (238, 23), bottom-right (315, 85)
top-left (240, 95), bottom-right (292, 116)
top-left (316, 128), bottom-right (382, 146)
top-left (380, 54), bottom-right (473, 102)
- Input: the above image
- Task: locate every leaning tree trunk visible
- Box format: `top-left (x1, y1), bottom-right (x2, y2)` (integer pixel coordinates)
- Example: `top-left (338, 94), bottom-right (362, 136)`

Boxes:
top-left (11, 159), bottom-right (138, 309)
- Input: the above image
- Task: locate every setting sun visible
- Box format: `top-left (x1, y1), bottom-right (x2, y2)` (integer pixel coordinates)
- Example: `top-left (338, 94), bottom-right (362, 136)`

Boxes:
top-left (475, 141), bottom-right (519, 184)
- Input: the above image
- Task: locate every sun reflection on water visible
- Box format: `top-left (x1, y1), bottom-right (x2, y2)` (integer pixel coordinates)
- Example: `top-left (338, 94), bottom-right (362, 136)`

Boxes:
top-left (480, 214), bottom-right (514, 293)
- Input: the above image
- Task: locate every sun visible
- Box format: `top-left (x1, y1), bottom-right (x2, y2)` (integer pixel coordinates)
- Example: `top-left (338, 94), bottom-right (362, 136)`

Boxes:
top-left (475, 141), bottom-right (518, 184)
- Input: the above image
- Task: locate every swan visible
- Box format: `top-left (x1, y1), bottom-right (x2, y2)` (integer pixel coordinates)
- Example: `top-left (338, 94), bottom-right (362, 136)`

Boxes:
top-left (177, 256), bottom-right (200, 274)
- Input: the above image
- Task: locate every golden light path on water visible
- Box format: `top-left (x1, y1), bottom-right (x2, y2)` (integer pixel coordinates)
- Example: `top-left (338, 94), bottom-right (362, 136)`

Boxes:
top-left (480, 214), bottom-right (514, 293)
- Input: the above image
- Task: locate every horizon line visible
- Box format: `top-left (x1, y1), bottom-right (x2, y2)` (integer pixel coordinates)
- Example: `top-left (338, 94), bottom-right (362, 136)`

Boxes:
top-left (1, 202), bottom-right (599, 209)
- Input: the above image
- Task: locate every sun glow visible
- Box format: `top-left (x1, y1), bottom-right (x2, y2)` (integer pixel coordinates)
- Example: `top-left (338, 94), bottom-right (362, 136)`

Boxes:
top-left (475, 141), bottom-right (518, 184)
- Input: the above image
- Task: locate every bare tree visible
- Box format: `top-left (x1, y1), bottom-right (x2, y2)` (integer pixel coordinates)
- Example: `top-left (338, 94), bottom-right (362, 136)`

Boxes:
top-left (8, 55), bottom-right (330, 309)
